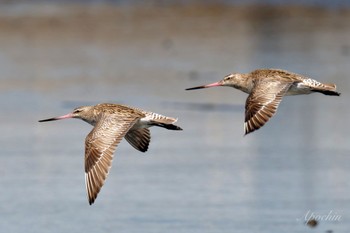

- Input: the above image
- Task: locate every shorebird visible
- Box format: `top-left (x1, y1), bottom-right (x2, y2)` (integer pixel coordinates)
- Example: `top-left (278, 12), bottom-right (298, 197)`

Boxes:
top-left (39, 103), bottom-right (182, 205)
top-left (186, 69), bottom-right (340, 135)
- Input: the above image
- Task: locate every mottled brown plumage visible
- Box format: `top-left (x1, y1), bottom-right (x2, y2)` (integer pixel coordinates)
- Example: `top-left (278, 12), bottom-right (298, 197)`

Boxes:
top-left (39, 103), bottom-right (182, 205)
top-left (186, 69), bottom-right (340, 135)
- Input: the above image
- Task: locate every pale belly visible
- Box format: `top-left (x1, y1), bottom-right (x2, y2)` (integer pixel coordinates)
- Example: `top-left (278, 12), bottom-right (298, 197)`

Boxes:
top-left (131, 117), bottom-right (153, 129)
top-left (285, 83), bottom-right (313, 96)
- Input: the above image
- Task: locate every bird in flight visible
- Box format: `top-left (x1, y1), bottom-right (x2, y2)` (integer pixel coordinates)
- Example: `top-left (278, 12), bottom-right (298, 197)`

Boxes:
top-left (39, 103), bottom-right (182, 204)
top-left (186, 69), bottom-right (340, 135)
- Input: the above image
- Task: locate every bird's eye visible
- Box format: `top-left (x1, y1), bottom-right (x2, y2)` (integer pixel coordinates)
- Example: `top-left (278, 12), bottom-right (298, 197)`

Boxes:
top-left (73, 109), bottom-right (82, 113)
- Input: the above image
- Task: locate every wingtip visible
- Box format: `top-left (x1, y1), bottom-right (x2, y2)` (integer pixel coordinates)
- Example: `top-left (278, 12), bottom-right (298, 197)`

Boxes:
top-left (87, 191), bottom-right (97, 206)
top-left (243, 123), bottom-right (249, 136)
top-left (244, 122), bottom-right (257, 136)
top-left (85, 173), bottom-right (97, 205)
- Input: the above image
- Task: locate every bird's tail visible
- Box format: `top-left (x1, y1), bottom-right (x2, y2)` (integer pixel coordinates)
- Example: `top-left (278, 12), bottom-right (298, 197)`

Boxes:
top-left (312, 83), bottom-right (340, 96)
top-left (143, 111), bottom-right (183, 130)
top-left (151, 122), bottom-right (183, 130)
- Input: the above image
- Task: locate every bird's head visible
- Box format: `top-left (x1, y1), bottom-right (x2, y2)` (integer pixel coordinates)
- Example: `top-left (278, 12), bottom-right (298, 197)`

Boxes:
top-left (38, 105), bottom-right (95, 124)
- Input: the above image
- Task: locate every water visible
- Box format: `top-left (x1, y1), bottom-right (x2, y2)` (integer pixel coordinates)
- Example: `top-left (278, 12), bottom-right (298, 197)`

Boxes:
top-left (0, 3), bottom-right (349, 233)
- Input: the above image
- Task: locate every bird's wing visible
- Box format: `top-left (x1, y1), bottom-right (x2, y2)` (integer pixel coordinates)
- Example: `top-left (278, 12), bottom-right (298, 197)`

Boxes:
top-left (84, 113), bottom-right (140, 205)
top-left (244, 80), bottom-right (292, 135)
top-left (125, 128), bottom-right (151, 153)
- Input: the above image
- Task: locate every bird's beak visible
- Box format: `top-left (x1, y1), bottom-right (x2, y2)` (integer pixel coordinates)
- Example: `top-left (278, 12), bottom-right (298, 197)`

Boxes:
top-left (38, 113), bottom-right (73, 122)
top-left (185, 81), bottom-right (222, 90)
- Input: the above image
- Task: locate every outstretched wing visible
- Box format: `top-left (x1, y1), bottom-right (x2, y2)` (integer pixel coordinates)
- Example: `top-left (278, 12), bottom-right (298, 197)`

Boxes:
top-left (125, 128), bottom-right (151, 152)
top-left (244, 81), bottom-right (292, 135)
top-left (84, 113), bottom-right (140, 205)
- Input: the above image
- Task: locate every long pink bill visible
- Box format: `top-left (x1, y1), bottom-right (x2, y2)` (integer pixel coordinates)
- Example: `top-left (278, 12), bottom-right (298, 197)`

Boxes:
top-left (185, 81), bottom-right (221, 90)
top-left (38, 113), bottom-right (73, 122)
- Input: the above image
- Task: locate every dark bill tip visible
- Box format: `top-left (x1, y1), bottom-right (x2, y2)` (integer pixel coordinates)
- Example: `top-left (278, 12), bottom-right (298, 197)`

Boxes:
top-left (185, 81), bottom-right (221, 91)
top-left (38, 117), bottom-right (59, 122)
top-left (185, 85), bottom-right (207, 91)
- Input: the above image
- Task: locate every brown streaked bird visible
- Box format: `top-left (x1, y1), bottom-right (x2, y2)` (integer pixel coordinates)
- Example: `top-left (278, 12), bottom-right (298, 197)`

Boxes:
top-left (39, 103), bottom-right (182, 205)
top-left (186, 69), bottom-right (340, 135)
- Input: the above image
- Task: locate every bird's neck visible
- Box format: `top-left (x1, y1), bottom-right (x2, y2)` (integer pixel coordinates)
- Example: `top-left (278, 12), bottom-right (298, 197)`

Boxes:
top-left (82, 118), bottom-right (97, 126)
top-left (232, 74), bottom-right (254, 94)
top-left (80, 111), bottom-right (100, 126)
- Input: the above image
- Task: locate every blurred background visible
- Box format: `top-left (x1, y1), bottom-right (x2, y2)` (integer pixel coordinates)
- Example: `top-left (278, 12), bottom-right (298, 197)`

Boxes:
top-left (0, 1), bottom-right (349, 233)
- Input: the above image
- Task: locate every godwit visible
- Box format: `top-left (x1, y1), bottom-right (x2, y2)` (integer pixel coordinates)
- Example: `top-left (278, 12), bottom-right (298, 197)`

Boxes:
top-left (39, 103), bottom-right (182, 205)
top-left (186, 69), bottom-right (340, 135)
